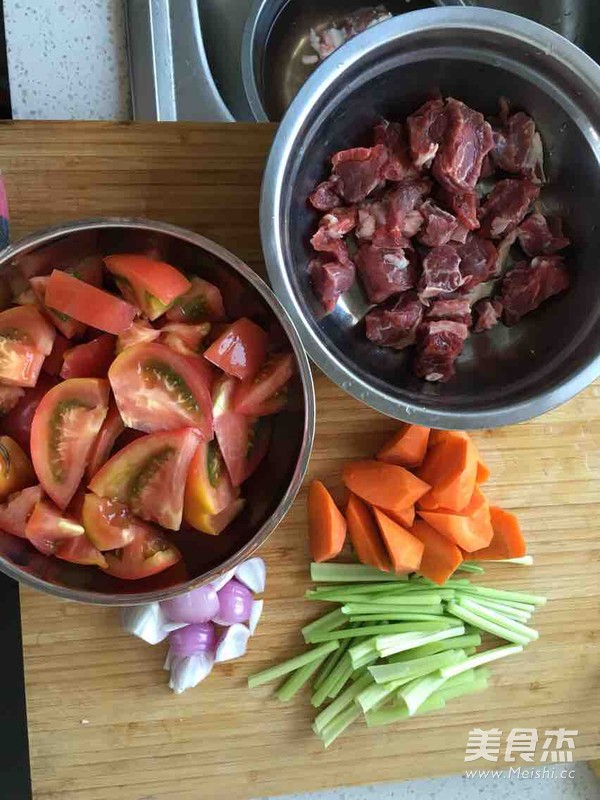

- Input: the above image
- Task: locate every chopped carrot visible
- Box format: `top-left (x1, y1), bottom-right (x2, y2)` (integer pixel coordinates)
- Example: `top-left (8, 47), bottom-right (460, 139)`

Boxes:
top-left (377, 424), bottom-right (431, 468)
top-left (429, 429), bottom-right (490, 485)
top-left (372, 507), bottom-right (424, 573)
top-left (418, 486), bottom-right (493, 552)
top-left (470, 506), bottom-right (526, 560)
top-left (342, 460), bottom-right (430, 514)
top-left (409, 519), bottom-right (463, 585)
top-left (346, 494), bottom-right (390, 572)
top-left (416, 432), bottom-right (477, 512)
top-left (381, 504), bottom-right (415, 528)
top-left (416, 492), bottom-right (440, 512)
top-left (307, 480), bottom-right (347, 563)
top-left (476, 459), bottom-right (491, 484)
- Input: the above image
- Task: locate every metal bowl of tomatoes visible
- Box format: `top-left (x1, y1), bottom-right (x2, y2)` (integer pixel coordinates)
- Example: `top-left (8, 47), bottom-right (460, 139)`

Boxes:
top-left (0, 218), bottom-right (315, 604)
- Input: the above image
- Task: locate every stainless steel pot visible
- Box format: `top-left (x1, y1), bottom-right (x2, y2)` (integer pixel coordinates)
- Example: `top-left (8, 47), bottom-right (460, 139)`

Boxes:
top-left (261, 7), bottom-right (600, 428)
top-left (0, 219), bottom-right (315, 604)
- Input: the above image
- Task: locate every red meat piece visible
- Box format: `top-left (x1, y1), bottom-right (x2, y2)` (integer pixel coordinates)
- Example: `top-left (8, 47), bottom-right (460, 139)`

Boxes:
top-left (310, 205), bottom-right (357, 263)
top-left (473, 298), bottom-right (503, 332)
top-left (355, 244), bottom-right (418, 304)
top-left (309, 179), bottom-right (341, 211)
top-left (425, 298), bottom-right (472, 326)
top-left (438, 188), bottom-right (480, 230)
top-left (432, 98), bottom-right (494, 193)
top-left (417, 200), bottom-right (459, 247)
top-left (478, 179), bottom-right (540, 239)
top-left (331, 145), bottom-right (388, 203)
top-left (308, 257), bottom-right (355, 314)
top-left (373, 119), bottom-right (420, 182)
top-left (456, 234), bottom-right (498, 291)
top-left (450, 223), bottom-right (469, 244)
top-left (365, 291), bottom-right (424, 349)
top-left (492, 110), bottom-right (545, 183)
top-left (407, 98), bottom-right (448, 168)
top-left (418, 244), bottom-right (464, 302)
top-left (356, 179), bottom-right (431, 247)
top-left (516, 212), bottom-right (570, 257)
top-left (498, 256), bottom-right (569, 326)
top-left (480, 154), bottom-right (495, 179)
top-left (414, 320), bottom-right (469, 382)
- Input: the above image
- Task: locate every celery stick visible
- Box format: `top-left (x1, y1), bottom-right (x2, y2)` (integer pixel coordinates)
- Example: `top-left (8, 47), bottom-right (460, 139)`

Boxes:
top-left (387, 633), bottom-right (482, 662)
top-left (456, 563), bottom-right (485, 574)
top-left (376, 625), bottom-right (465, 657)
top-left (307, 589), bottom-right (411, 603)
top-left (310, 563), bottom-right (410, 583)
top-left (327, 655), bottom-right (354, 698)
top-left (437, 669), bottom-right (489, 703)
top-left (348, 613), bottom-right (448, 623)
top-left (482, 555), bottom-right (534, 566)
top-left (314, 672), bottom-right (372, 734)
top-left (456, 597), bottom-right (538, 640)
top-left (398, 671), bottom-right (449, 715)
top-left (447, 601), bottom-right (533, 646)
top-left (365, 694), bottom-right (446, 727)
top-left (276, 654), bottom-right (328, 702)
top-left (309, 582), bottom-right (414, 596)
top-left (355, 678), bottom-right (411, 714)
top-left (468, 597), bottom-right (533, 621)
top-left (369, 649), bottom-right (467, 684)
top-left (312, 631), bottom-right (356, 692)
top-left (441, 643), bottom-right (523, 679)
top-left (248, 640), bottom-right (340, 688)
top-left (454, 584), bottom-right (546, 606)
top-left (311, 630), bottom-right (359, 705)
top-left (301, 608), bottom-right (348, 642)
top-left (306, 620), bottom-right (449, 643)
top-left (318, 705), bottom-right (362, 748)
top-left (342, 604), bottom-right (446, 616)
top-left (345, 593), bottom-right (445, 606)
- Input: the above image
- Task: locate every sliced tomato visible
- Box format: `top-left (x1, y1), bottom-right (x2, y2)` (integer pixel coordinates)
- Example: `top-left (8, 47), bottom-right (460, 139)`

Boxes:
top-left (14, 287), bottom-right (37, 306)
top-left (165, 276), bottom-right (225, 323)
top-left (55, 534), bottom-right (107, 568)
top-left (0, 305), bottom-right (56, 355)
top-left (234, 352), bottom-right (295, 415)
top-left (160, 322), bottom-right (211, 354)
top-left (183, 440), bottom-right (238, 530)
top-left (0, 436), bottom-right (35, 500)
top-left (104, 254), bottom-right (191, 320)
top-left (0, 386), bottom-right (24, 414)
top-left (204, 318), bottom-right (268, 381)
top-left (116, 319), bottom-right (160, 353)
top-left (45, 270), bottom-right (137, 335)
top-left (30, 276), bottom-right (86, 339)
top-left (1, 374), bottom-right (57, 454)
top-left (88, 427), bottom-right (200, 530)
top-left (188, 497), bottom-right (245, 535)
top-left (251, 387), bottom-right (289, 416)
top-left (0, 343), bottom-right (45, 388)
top-left (25, 497), bottom-right (85, 555)
top-left (108, 342), bottom-right (213, 437)
top-left (43, 332), bottom-right (70, 376)
top-left (101, 522), bottom-right (182, 580)
top-left (30, 378), bottom-right (110, 509)
top-left (243, 417), bottom-right (272, 484)
top-left (0, 484), bottom-right (42, 537)
top-left (81, 493), bottom-right (137, 550)
top-left (60, 334), bottom-right (116, 380)
top-left (85, 401), bottom-right (125, 481)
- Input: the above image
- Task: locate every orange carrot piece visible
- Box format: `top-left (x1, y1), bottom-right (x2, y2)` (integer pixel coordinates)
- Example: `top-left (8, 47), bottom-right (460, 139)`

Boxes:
top-left (342, 460), bottom-right (430, 515)
top-left (382, 504), bottom-right (416, 528)
top-left (372, 507), bottom-right (424, 573)
top-left (476, 459), bottom-right (491, 484)
top-left (377, 424), bottom-right (431, 468)
top-left (416, 433), bottom-right (477, 512)
top-left (417, 492), bottom-right (440, 512)
top-left (418, 486), bottom-right (493, 552)
top-left (346, 494), bottom-right (390, 572)
top-left (430, 429), bottom-right (490, 485)
top-left (307, 480), bottom-right (347, 563)
top-left (470, 506), bottom-right (526, 560)
top-left (409, 519), bottom-right (463, 585)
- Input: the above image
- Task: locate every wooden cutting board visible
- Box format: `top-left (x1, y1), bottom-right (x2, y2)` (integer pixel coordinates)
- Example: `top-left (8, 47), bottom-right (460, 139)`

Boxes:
top-left (1, 122), bottom-right (599, 800)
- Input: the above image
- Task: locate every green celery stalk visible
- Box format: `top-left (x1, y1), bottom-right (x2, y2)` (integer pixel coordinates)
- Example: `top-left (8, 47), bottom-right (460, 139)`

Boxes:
top-left (311, 633), bottom-right (359, 706)
top-left (365, 694), bottom-right (446, 727)
top-left (376, 625), bottom-right (466, 657)
top-left (318, 705), bottom-right (362, 748)
top-left (480, 555), bottom-right (533, 566)
top-left (348, 593), bottom-right (446, 606)
top-left (276, 653), bottom-right (328, 702)
top-left (355, 678), bottom-right (412, 714)
top-left (306, 620), bottom-right (449, 644)
top-left (327, 655), bottom-right (354, 699)
top-left (457, 597), bottom-right (538, 639)
top-left (348, 612), bottom-right (448, 623)
top-left (301, 608), bottom-right (348, 642)
top-left (397, 671), bottom-right (449, 715)
top-left (369, 649), bottom-right (467, 684)
top-left (447, 601), bottom-right (534, 646)
top-left (310, 563), bottom-right (411, 583)
top-left (440, 643), bottom-right (524, 679)
top-left (386, 633), bottom-right (482, 663)
top-left (437, 668), bottom-right (490, 703)
top-left (467, 596), bottom-right (533, 621)
top-left (456, 562), bottom-right (485, 574)
top-left (453, 584), bottom-right (546, 606)
top-left (342, 604), bottom-right (446, 616)
top-left (314, 672), bottom-right (373, 734)
top-left (248, 640), bottom-right (340, 688)
top-left (308, 582), bottom-right (414, 596)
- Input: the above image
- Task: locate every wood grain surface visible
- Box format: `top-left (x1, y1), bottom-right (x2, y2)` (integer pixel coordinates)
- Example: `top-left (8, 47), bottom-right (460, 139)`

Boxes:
top-left (1, 122), bottom-right (599, 800)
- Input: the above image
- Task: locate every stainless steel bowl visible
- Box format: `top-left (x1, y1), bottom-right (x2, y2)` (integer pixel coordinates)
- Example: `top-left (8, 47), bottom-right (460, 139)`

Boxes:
top-left (261, 7), bottom-right (600, 429)
top-left (0, 219), bottom-right (315, 604)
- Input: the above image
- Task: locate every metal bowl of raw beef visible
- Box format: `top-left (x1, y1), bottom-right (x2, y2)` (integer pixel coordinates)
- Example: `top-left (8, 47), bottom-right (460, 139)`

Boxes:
top-left (261, 7), bottom-right (600, 428)
top-left (0, 219), bottom-right (315, 605)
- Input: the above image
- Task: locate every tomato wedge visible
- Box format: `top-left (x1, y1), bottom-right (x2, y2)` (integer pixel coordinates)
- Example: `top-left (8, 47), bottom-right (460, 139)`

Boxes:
top-left (104, 254), bottom-right (191, 320)
top-left (251, 388), bottom-right (289, 416)
top-left (204, 318), bottom-right (268, 381)
top-left (0, 485), bottom-right (42, 537)
top-left (85, 401), bottom-right (125, 481)
top-left (234, 353), bottom-right (295, 415)
top-left (2, 374), bottom-right (57, 454)
top-left (0, 436), bottom-right (35, 500)
top-left (60, 334), bottom-right (116, 380)
top-left (101, 523), bottom-right (182, 580)
top-left (189, 497), bottom-right (245, 535)
top-left (0, 343), bottom-right (45, 388)
top-left (88, 428), bottom-right (200, 530)
top-left (0, 386), bottom-right (24, 414)
top-left (81, 493), bottom-right (137, 550)
top-left (30, 378), bottom-right (110, 509)
top-left (116, 319), bottom-right (160, 353)
top-left (0, 305), bottom-right (56, 355)
top-left (160, 322), bottom-right (211, 355)
top-left (108, 342), bottom-right (213, 437)
top-left (45, 270), bottom-right (137, 335)
top-left (165, 276), bottom-right (225, 323)
top-left (30, 276), bottom-right (86, 339)
top-left (25, 497), bottom-right (85, 555)
top-left (183, 440), bottom-right (238, 530)
top-left (55, 534), bottom-right (107, 568)
top-left (43, 333), bottom-right (70, 376)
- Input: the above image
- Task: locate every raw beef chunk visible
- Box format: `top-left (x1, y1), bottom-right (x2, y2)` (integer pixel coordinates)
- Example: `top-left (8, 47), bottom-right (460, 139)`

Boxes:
top-left (498, 256), bottom-right (569, 325)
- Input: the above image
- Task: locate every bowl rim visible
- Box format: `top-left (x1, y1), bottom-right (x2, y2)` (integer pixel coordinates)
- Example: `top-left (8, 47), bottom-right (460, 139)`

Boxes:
top-left (0, 217), bottom-right (316, 605)
top-left (260, 6), bottom-right (600, 429)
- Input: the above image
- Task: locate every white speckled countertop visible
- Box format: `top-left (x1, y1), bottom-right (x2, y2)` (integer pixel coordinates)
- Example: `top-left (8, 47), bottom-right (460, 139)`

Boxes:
top-left (3, 1), bottom-right (599, 799)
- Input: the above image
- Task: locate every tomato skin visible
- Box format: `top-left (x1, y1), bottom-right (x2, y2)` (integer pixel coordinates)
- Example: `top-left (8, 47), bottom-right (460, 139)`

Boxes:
top-left (88, 427), bottom-right (200, 530)
top-left (25, 497), bottom-right (85, 555)
top-left (0, 484), bottom-right (42, 537)
top-left (160, 322), bottom-right (211, 354)
top-left (104, 254), bottom-right (191, 320)
top-left (234, 353), bottom-right (294, 415)
top-left (165, 276), bottom-right (225, 323)
top-left (45, 270), bottom-right (137, 335)
top-left (183, 440), bottom-right (238, 527)
top-left (101, 524), bottom-right (182, 580)
top-left (81, 493), bottom-right (137, 550)
top-left (85, 401), bottom-right (125, 481)
top-left (60, 334), bottom-right (116, 380)
top-left (2, 374), bottom-right (58, 454)
top-left (43, 333), bottom-right (70, 376)
top-left (204, 318), bottom-right (268, 380)
top-left (0, 305), bottom-right (56, 356)
top-left (116, 319), bottom-right (160, 353)
top-left (242, 417), bottom-right (272, 484)
top-left (0, 386), bottom-right (25, 414)
top-left (30, 276), bottom-right (87, 339)
top-left (189, 497), bottom-right (245, 535)
top-left (0, 436), bottom-right (35, 500)
top-left (30, 378), bottom-right (110, 509)
top-left (55, 534), bottom-right (107, 568)
top-left (108, 342), bottom-right (213, 438)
